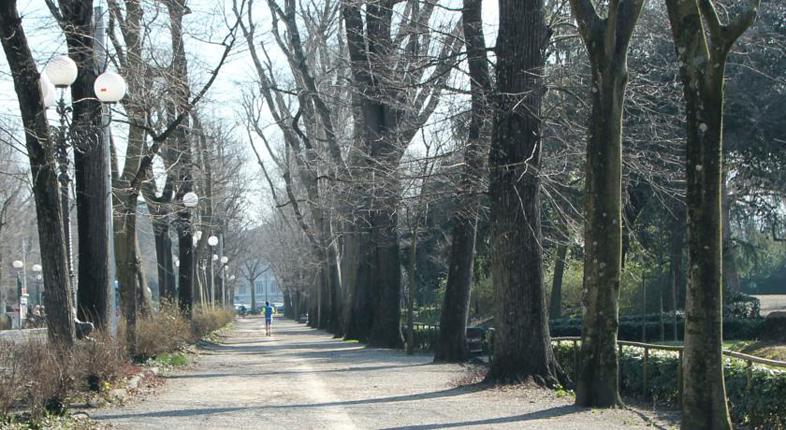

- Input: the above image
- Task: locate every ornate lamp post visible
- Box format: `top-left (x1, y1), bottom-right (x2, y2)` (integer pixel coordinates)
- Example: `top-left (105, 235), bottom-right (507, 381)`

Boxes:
top-left (11, 260), bottom-right (25, 328)
top-left (43, 55), bottom-right (126, 304)
top-left (207, 235), bottom-right (218, 306)
top-left (31, 264), bottom-right (42, 307)
top-left (180, 192), bottom-right (199, 311)
top-left (220, 256), bottom-right (229, 307)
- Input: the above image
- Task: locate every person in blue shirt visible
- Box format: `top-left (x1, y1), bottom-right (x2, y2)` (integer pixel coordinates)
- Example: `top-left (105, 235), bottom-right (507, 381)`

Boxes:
top-left (264, 301), bottom-right (274, 336)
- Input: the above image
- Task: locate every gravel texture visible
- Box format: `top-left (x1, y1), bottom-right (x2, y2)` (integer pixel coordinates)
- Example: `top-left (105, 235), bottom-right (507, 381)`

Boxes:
top-left (91, 317), bottom-right (675, 429)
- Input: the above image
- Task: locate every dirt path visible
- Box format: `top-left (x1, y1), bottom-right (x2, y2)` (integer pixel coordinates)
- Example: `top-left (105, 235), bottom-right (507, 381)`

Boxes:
top-left (93, 317), bottom-right (671, 429)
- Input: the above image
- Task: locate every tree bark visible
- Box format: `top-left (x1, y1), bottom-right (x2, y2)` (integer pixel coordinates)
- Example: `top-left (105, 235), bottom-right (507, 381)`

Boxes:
top-left (114, 190), bottom-right (138, 353)
top-left (486, 0), bottom-right (561, 385)
top-left (549, 244), bottom-right (568, 320)
top-left (434, 0), bottom-right (490, 363)
top-left (569, 0), bottom-right (644, 407)
top-left (722, 177), bottom-right (741, 294)
top-left (153, 216), bottom-right (176, 301)
top-left (0, 0), bottom-right (76, 346)
top-left (664, 0), bottom-right (758, 426)
top-left (166, 0), bottom-right (196, 315)
top-left (56, 0), bottom-right (113, 330)
top-left (177, 216), bottom-right (194, 316)
top-left (670, 203), bottom-right (685, 341)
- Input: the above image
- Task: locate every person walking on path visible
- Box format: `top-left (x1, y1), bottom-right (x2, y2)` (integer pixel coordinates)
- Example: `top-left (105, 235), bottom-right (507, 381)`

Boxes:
top-left (264, 301), bottom-right (274, 336)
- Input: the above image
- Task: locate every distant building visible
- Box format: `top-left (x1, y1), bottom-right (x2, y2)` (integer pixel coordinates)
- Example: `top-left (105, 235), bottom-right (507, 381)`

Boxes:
top-left (234, 271), bottom-right (283, 307)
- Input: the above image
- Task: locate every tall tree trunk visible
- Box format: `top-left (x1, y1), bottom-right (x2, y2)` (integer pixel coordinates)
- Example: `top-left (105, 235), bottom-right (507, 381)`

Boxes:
top-left (177, 214), bottom-right (194, 316)
top-left (327, 242), bottom-right (343, 335)
top-left (664, 0), bottom-right (758, 426)
top-left (250, 278), bottom-right (257, 312)
top-left (549, 244), bottom-right (568, 320)
top-left (114, 191), bottom-right (138, 353)
top-left (345, 227), bottom-right (374, 341)
top-left (153, 216), bottom-right (176, 301)
top-left (283, 290), bottom-right (292, 318)
top-left (0, 1), bottom-right (76, 346)
top-left (681, 66), bottom-right (732, 430)
top-left (109, 0), bottom-right (146, 332)
top-left (369, 196), bottom-right (403, 348)
top-left (569, 0), bottom-right (644, 407)
top-left (670, 203), bottom-right (685, 341)
top-left (57, 0), bottom-right (113, 330)
top-left (166, 0), bottom-right (196, 315)
top-left (434, 0), bottom-right (490, 363)
top-left (722, 177), bottom-right (741, 295)
top-left (486, 0), bottom-right (561, 385)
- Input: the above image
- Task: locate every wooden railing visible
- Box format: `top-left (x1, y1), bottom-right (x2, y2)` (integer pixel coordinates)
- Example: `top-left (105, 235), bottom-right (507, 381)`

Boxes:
top-left (552, 336), bottom-right (786, 399)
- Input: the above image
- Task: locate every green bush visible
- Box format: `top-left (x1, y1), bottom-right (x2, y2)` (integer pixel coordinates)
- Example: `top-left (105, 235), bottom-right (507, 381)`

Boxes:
top-left (403, 324), bottom-right (440, 352)
top-left (554, 343), bottom-right (786, 429)
top-left (550, 315), bottom-right (765, 341)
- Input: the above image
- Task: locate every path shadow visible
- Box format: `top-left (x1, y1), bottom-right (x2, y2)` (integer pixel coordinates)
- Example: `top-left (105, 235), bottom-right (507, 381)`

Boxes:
top-left (378, 405), bottom-right (579, 429)
top-left (96, 384), bottom-right (487, 422)
top-left (165, 362), bottom-right (435, 380)
top-left (93, 406), bottom-right (251, 421)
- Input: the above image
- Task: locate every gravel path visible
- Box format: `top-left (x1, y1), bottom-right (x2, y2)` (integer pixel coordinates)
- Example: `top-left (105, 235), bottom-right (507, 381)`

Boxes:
top-left (92, 317), bottom-right (672, 429)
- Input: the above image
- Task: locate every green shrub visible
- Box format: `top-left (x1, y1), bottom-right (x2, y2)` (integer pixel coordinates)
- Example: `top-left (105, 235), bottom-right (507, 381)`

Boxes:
top-left (554, 342), bottom-right (786, 429)
top-left (550, 315), bottom-right (765, 341)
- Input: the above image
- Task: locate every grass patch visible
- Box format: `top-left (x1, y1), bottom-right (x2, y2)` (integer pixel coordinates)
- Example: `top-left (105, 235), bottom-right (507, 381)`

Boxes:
top-left (151, 352), bottom-right (188, 368)
top-left (738, 341), bottom-right (786, 361)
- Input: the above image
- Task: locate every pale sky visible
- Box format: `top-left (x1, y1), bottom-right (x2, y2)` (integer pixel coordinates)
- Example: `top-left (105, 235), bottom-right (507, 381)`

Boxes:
top-left (0, 0), bottom-right (500, 221)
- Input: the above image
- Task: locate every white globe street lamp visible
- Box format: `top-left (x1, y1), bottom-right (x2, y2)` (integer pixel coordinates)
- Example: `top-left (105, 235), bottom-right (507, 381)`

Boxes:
top-left (31, 264), bottom-right (42, 306)
top-left (212, 254), bottom-right (219, 262)
top-left (44, 55), bottom-right (127, 300)
top-left (207, 235), bottom-right (219, 247)
top-left (39, 74), bottom-right (56, 108)
top-left (183, 192), bottom-right (199, 208)
top-left (94, 71), bottom-right (127, 104)
top-left (229, 275), bottom-right (235, 281)
top-left (12, 260), bottom-right (24, 270)
top-left (220, 256), bottom-right (229, 264)
top-left (45, 55), bottom-right (78, 88)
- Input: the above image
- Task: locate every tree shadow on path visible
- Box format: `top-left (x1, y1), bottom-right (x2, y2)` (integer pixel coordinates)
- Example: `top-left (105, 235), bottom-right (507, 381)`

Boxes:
top-left (378, 405), bottom-right (579, 429)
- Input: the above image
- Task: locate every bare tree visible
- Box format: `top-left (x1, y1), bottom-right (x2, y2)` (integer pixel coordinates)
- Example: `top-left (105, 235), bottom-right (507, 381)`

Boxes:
top-left (434, 0), bottom-right (491, 363)
top-left (44, 0), bottom-right (114, 329)
top-left (0, 0), bottom-right (76, 346)
top-left (485, 0), bottom-right (562, 385)
top-left (664, 0), bottom-right (759, 426)
top-left (568, 0), bottom-right (645, 407)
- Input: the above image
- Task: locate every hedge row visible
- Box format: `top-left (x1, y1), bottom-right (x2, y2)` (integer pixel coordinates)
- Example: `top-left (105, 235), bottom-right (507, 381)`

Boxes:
top-left (550, 317), bottom-right (765, 342)
top-left (554, 343), bottom-right (786, 429)
top-left (407, 317), bottom-right (767, 351)
top-left (407, 323), bottom-right (784, 428)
